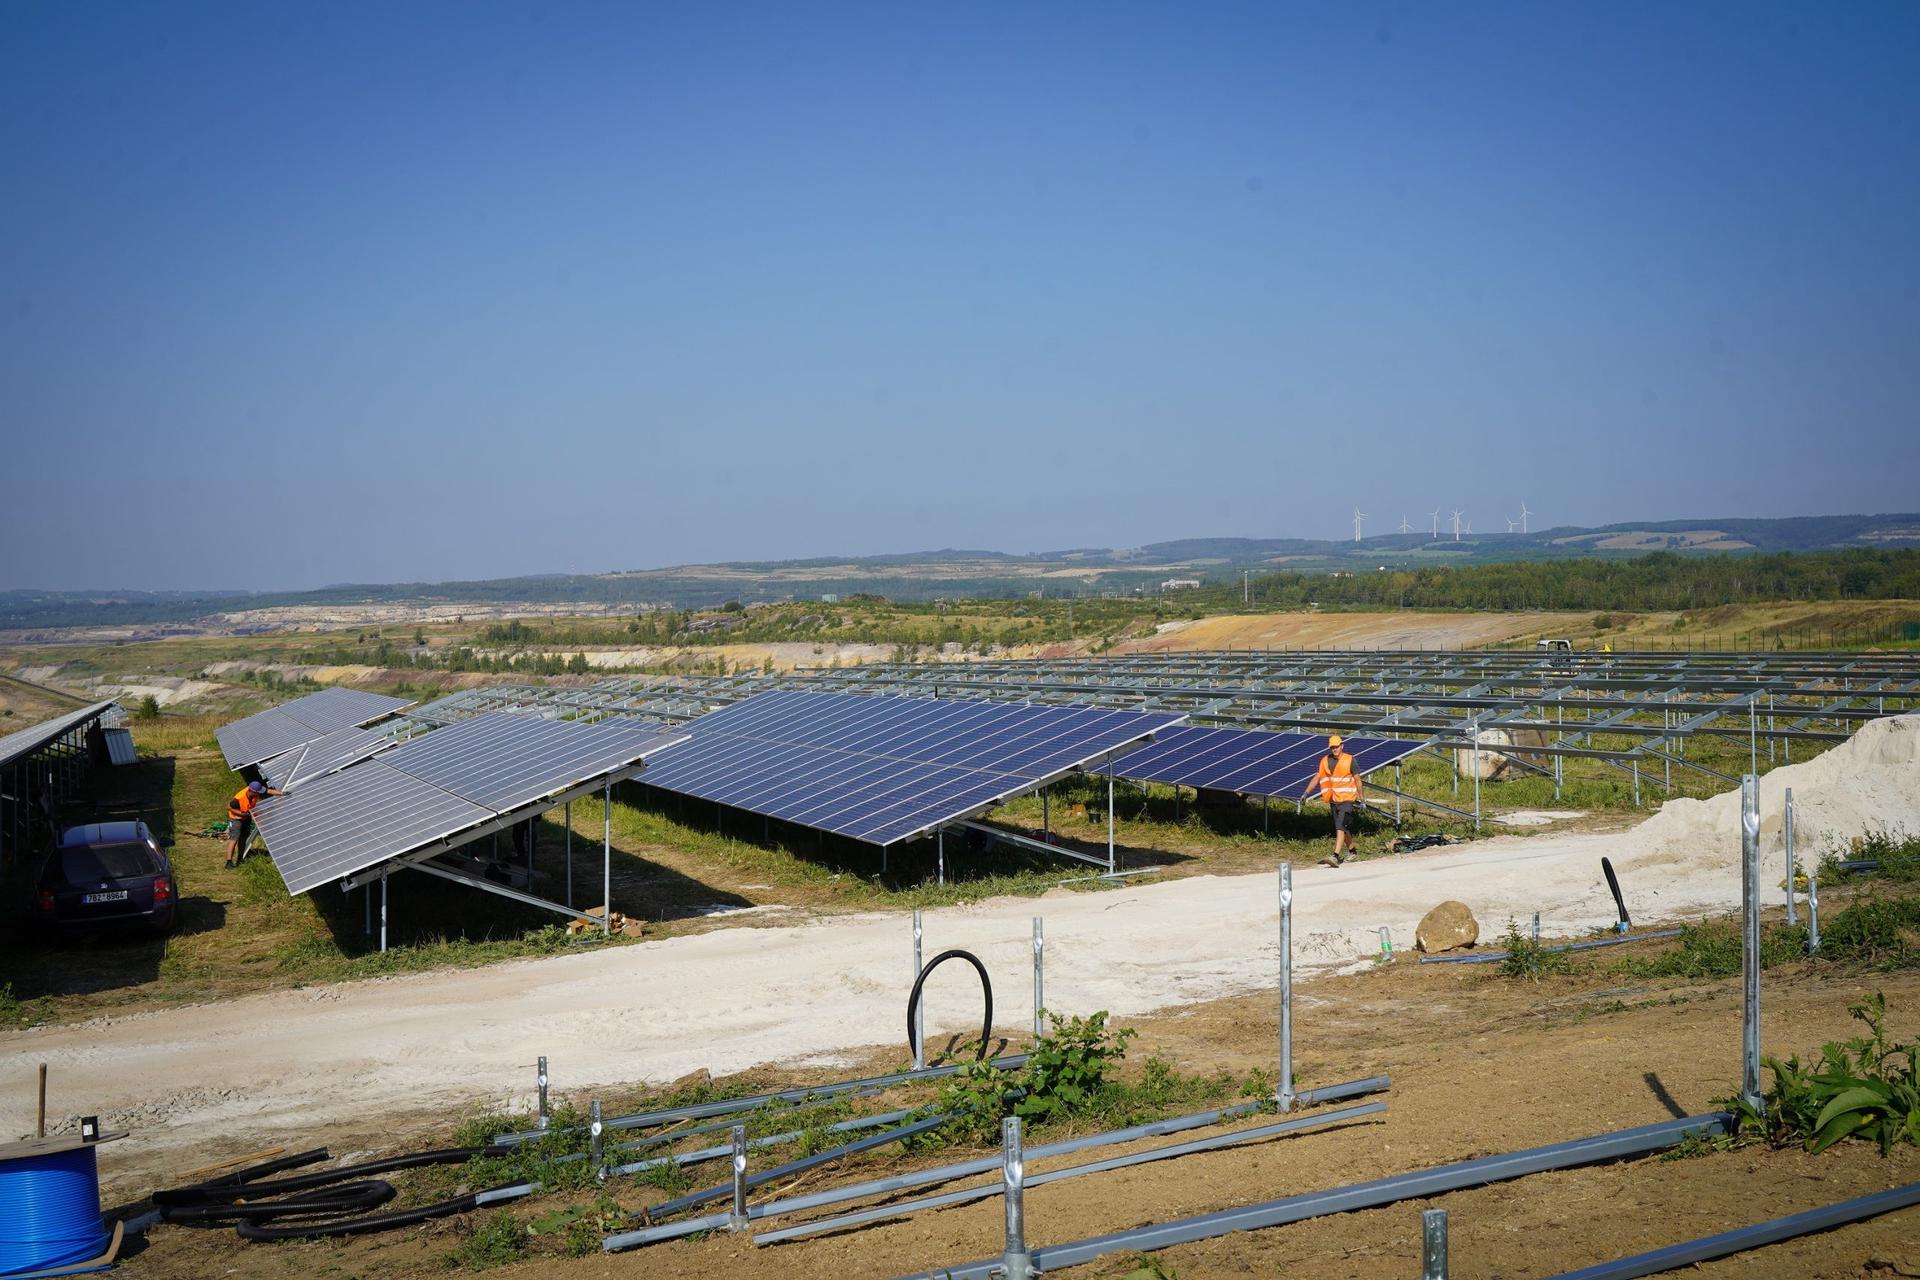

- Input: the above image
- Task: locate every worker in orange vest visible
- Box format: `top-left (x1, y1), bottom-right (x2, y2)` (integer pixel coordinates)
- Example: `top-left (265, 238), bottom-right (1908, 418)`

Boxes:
top-left (225, 780), bottom-right (284, 869)
top-left (1308, 735), bottom-right (1362, 868)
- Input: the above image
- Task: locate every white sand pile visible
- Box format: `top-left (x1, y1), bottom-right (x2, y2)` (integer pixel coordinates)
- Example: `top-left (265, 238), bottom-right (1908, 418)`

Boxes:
top-left (1623, 712), bottom-right (1920, 875)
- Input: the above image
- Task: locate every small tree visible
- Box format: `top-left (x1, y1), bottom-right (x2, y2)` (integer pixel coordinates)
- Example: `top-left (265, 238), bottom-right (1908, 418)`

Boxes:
top-left (133, 694), bottom-right (162, 721)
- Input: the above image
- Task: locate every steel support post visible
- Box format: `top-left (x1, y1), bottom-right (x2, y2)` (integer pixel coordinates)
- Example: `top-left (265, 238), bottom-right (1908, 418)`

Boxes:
top-left (1784, 787), bottom-right (1797, 926)
top-left (912, 910), bottom-right (926, 1070)
top-left (938, 829), bottom-right (945, 886)
top-left (1278, 863), bottom-right (1294, 1112)
top-left (1042, 788), bottom-right (1049, 839)
top-left (537, 1056), bottom-right (550, 1131)
top-left (1106, 758), bottom-right (1116, 876)
top-left (1394, 763), bottom-right (1402, 824)
top-left (603, 780), bottom-right (611, 936)
top-left (1471, 738), bottom-right (1481, 831)
top-left (1632, 760), bottom-right (1639, 808)
top-left (1749, 702), bottom-right (1758, 777)
top-left (1807, 871), bottom-right (1821, 954)
top-left (1032, 917), bottom-right (1045, 1037)
top-left (591, 1099), bottom-right (605, 1180)
top-left (380, 869), bottom-right (389, 953)
top-left (1001, 1116), bottom-right (1034, 1280)
top-left (363, 882), bottom-right (371, 936)
top-left (729, 1124), bottom-right (749, 1230)
top-left (565, 799), bottom-right (572, 908)
top-left (1423, 1208), bottom-right (1449, 1280)
top-left (1740, 774), bottom-right (1762, 1110)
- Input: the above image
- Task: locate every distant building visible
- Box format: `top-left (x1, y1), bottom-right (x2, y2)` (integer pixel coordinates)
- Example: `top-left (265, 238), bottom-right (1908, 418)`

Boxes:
top-left (1161, 578), bottom-right (1201, 590)
top-left (818, 593), bottom-right (839, 604)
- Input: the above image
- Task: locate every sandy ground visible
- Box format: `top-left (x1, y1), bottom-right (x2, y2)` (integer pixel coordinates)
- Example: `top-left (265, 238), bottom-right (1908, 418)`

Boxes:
top-left (6, 716), bottom-right (1916, 1198)
top-left (1111, 610), bottom-right (1571, 652)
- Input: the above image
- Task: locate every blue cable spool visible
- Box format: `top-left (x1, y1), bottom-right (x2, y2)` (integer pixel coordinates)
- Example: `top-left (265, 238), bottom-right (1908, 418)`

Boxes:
top-left (0, 1138), bottom-right (109, 1275)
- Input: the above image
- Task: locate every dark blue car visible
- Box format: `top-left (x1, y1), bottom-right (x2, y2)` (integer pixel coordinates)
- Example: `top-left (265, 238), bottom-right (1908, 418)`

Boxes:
top-left (36, 820), bottom-right (176, 936)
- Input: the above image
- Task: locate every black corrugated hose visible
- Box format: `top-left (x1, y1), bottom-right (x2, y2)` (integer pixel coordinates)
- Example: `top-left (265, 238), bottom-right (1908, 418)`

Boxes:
top-left (154, 1142), bottom-right (530, 1239)
top-left (906, 948), bottom-right (994, 1064)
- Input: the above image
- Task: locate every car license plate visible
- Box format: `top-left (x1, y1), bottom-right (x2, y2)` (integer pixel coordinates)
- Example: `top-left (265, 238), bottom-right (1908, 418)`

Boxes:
top-left (82, 890), bottom-right (130, 904)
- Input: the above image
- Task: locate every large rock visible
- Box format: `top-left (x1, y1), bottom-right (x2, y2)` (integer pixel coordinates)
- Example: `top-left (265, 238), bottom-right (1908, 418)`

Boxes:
top-left (1416, 901), bottom-right (1480, 954)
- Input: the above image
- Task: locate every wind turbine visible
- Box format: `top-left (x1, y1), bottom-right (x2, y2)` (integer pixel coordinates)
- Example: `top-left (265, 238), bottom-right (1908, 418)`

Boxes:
top-left (1428, 508), bottom-right (1441, 538)
top-left (1398, 515), bottom-right (1412, 534)
top-left (1450, 509), bottom-right (1463, 541)
top-left (1505, 517), bottom-right (1518, 533)
top-left (1519, 501), bottom-right (1533, 534)
top-left (1352, 507), bottom-right (1367, 542)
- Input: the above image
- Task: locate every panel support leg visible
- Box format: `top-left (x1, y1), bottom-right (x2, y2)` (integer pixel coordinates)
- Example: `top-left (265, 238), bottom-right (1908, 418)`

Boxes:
top-left (603, 780), bottom-right (612, 937)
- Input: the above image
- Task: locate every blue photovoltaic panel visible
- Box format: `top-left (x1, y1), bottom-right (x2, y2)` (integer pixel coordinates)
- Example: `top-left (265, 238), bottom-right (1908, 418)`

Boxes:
top-left (1112, 725), bottom-right (1424, 799)
top-left (217, 687), bottom-right (413, 768)
top-left (377, 712), bottom-right (688, 812)
top-left (259, 725), bottom-right (404, 790)
top-left (253, 761), bottom-right (496, 896)
top-left (635, 689), bottom-right (1184, 846)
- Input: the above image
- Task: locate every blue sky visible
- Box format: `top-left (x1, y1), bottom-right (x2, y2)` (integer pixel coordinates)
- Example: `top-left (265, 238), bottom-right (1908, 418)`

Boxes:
top-left (3, 1), bottom-right (1916, 591)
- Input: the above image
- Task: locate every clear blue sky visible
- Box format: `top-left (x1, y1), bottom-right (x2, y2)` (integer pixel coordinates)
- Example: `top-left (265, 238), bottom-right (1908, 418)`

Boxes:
top-left (3, 1), bottom-right (1916, 591)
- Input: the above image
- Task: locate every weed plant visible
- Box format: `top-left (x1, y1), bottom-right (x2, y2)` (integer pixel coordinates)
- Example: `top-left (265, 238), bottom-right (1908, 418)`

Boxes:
top-left (1495, 919), bottom-right (1578, 980)
top-left (1727, 993), bottom-right (1920, 1154)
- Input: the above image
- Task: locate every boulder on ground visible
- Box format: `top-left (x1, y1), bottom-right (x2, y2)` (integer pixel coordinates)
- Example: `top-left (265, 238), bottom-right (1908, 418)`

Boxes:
top-left (1416, 900), bottom-right (1480, 954)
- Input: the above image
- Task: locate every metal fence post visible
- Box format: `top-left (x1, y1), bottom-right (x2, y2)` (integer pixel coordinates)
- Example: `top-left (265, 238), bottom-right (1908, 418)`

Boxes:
top-left (1784, 787), bottom-right (1797, 927)
top-left (1531, 911), bottom-right (1540, 944)
top-left (729, 1124), bottom-right (749, 1230)
top-left (536, 1055), bottom-right (550, 1131)
top-left (912, 909), bottom-right (925, 1070)
top-left (1032, 917), bottom-right (1045, 1038)
top-left (1740, 774), bottom-right (1762, 1110)
top-left (1807, 871), bottom-right (1821, 955)
top-left (1278, 862), bottom-right (1294, 1112)
top-left (1422, 1207), bottom-right (1449, 1279)
top-left (590, 1099), bottom-right (605, 1181)
top-left (602, 780), bottom-right (612, 937)
top-left (1001, 1116), bottom-right (1034, 1280)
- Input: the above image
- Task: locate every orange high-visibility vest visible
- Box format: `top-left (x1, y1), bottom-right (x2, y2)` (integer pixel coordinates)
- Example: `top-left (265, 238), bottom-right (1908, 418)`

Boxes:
top-left (229, 786), bottom-right (262, 818)
top-left (1315, 752), bottom-right (1361, 804)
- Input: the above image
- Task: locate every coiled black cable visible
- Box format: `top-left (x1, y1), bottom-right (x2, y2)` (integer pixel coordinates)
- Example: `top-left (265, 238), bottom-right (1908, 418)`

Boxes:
top-left (905, 947), bottom-right (993, 1064)
top-left (156, 1143), bottom-right (529, 1239)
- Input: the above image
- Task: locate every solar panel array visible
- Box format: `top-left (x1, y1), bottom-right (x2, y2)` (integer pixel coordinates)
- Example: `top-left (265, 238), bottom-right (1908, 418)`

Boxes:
top-left (1111, 725), bottom-right (1424, 798)
top-left (254, 712), bottom-right (688, 895)
top-left (259, 725), bottom-right (403, 790)
top-left (0, 700), bottom-right (120, 771)
top-left (217, 688), bottom-right (414, 769)
top-left (634, 689), bottom-right (1185, 846)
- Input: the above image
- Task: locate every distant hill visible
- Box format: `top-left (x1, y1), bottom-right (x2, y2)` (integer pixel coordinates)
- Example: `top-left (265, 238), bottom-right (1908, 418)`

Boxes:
top-left (4, 512), bottom-right (1916, 630)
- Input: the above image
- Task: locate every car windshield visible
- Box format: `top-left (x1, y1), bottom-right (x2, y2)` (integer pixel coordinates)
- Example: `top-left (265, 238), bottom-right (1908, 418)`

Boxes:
top-left (60, 843), bottom-right (156, 883)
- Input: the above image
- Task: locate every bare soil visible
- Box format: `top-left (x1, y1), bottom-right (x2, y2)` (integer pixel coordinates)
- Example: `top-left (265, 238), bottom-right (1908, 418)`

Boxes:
top-left (110, 947), bottom-right (1920, 1279)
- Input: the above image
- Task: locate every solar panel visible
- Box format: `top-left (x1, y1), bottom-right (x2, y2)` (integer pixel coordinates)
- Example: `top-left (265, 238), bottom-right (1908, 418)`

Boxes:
top-left (274, 687), bottom-right (415, 733)
top-left (251, 712), bottom-right (689, 894)
top-left (259, 725), bottom-right (404, 790)
top-left (636, 690), bottom-right (1184, 846)
top-left (0, 700), bottom-right (119, 771)
top-left (253, 761), bottom-right (497, 896)
top-left (216, 688), bottom-right (413, 769)
top-left (377, 712), bottom-right (686, 812)
top-left (1112, 725), bottom-right (1424, 798)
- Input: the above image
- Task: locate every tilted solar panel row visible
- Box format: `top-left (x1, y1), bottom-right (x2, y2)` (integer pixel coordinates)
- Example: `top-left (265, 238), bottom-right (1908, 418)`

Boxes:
top-left (216, 687), bottom-right (414, 769)
top-left (635, 690), bottom-right (1185, 846)
top-left (1112, 724), bottom-right (1425, 798)
top-left (253, 711), bottom-right (687, 895)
